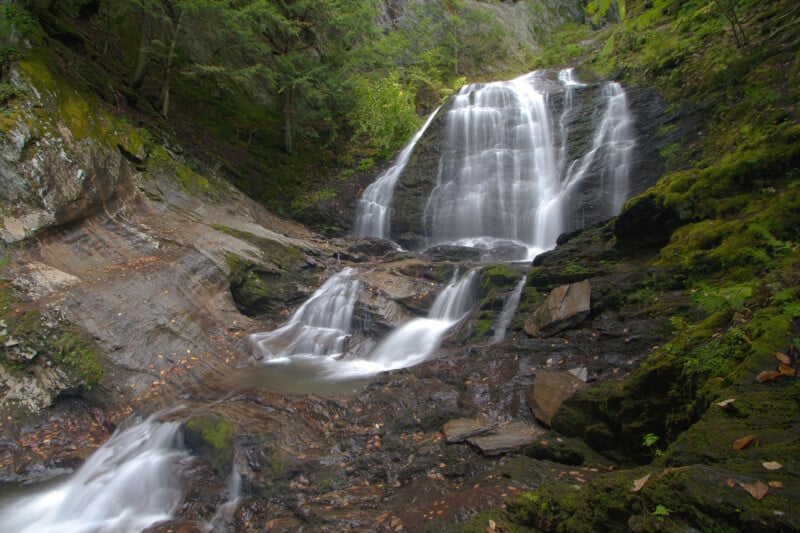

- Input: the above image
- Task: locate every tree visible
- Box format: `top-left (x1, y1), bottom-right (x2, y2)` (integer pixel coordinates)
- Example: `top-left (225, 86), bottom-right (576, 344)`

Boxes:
top-left (224, 0), bottom-right (379, 154)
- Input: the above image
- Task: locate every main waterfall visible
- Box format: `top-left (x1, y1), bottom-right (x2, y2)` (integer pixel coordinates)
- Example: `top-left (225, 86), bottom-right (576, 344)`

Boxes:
top-left (355, 69), bottom-right (635, 259)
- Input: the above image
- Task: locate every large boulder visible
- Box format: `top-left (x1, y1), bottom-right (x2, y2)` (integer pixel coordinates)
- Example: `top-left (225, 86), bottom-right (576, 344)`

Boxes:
top-left (524, 280), bottom-right (591, 337)
top-left (526, 371), bottom-right (588, 427)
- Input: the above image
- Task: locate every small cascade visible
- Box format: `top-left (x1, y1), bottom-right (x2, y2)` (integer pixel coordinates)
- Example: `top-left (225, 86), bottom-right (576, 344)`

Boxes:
top-left (354, 109), bottom-right (440, 239)
top-left (562, 81), bottom-right (635, 221)
top-left (335, 269), bottom-right (479, 378)
top-left (491, 276), bottom-right (526, 344)
top-left (0, 415), bottom-right (189, 533)
top-left (249, 268), bottom-right (360, 362)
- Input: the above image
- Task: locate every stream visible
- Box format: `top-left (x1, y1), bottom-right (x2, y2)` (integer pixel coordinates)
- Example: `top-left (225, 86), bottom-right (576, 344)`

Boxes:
top-left (0, 68), bottom-right (635, 532)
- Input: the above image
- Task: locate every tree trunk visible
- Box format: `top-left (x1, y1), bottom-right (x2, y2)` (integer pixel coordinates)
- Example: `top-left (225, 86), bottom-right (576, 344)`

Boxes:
top-left (161, 9), bottom-right (184, 118)
top-left (130, 9), bottom-right (152, 91)
top-left (283, 86), bottom-right (295, 154)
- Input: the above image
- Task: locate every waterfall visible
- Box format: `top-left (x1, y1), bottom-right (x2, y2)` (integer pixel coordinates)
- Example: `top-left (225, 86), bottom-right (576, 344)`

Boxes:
top-left (249, 267), bottom-right (360, 362)
top-left (491, 276), bottom-right (526, 344)
top-left (355, 69), bottom-right (635, 259)
top-left (329, 269), bottom-right (479, 378)
top-left (354, 109), bottom-right (440, 239)
top-left (0, 415), bottom-right (189, 533)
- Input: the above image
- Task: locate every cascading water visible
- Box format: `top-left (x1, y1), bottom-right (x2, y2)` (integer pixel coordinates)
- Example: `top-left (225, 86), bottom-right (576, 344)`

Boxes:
top-left (246, 267), bottom-right (478, 382)
top-left (327, 268), bottom-right (479, 379)
top-left (356, 69), bottom-right (635, 259)
top-left (2, 70), bottom-right (636, 532)
top-left (354, 109), bottom-right (440, 239)
top-left (249, 267), bottom-right (360, 362)
top-left (491, 276), bottom-right (526, 344)
top-left (0, 414), bottom-right (189, 533)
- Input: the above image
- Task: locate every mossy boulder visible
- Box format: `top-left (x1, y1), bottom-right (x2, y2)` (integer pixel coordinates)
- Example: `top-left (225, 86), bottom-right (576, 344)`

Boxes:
top-left (184, 413), bottom-right (235, 477)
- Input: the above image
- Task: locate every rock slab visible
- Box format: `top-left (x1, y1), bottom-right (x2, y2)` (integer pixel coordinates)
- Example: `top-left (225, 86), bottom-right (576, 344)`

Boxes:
top-left (526, 371), bottom-right (588, 427)
top-left (442, 418), bottom-right (495, 443)
top-left (467, 423), bottom-right (544, 456)
top-left (524, 280), bottom-right (591, 337)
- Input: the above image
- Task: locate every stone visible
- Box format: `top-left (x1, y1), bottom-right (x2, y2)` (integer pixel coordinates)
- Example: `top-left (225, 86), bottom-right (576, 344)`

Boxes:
top-left (467, 423), bottom-right (544, 456)
top-left (568, 366), bottom-right (589, 382)
top-left (442, 418), bottom-right (496, 443)
top-left (524, 280), bottom-right (591, 337)
top-left (526, 371), bottom-right (588, 427)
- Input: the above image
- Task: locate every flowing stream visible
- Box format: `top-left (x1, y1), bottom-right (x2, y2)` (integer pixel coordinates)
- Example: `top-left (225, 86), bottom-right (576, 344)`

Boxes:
top-left (0, 415), bottom-right (189, 533)
top-left (0, 68), bottom-right (637, 532)
top-left (247, 268), bottom-right (478, 382)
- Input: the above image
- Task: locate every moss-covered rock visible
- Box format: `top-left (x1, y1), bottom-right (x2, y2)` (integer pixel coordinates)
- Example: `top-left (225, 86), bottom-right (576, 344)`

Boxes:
top-left (184, 413), bottom-right (235, 477)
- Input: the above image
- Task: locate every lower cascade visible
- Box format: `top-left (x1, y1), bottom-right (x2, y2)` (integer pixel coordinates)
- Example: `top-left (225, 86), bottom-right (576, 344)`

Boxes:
top-left (0, 415), bottom-right (189, 533)
top-left (248, 267), bottom-right (478, 381)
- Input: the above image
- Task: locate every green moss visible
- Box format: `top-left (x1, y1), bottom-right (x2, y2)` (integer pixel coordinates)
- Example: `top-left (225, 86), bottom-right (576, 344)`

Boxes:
top-left (478, 264), bottom-right (521, 297)
top-left (184, 413), bottom-right (235, 476)
top-left (52, 331), bottom-right (104, 387)
top-left (469, 318), bottom-right (493, 342)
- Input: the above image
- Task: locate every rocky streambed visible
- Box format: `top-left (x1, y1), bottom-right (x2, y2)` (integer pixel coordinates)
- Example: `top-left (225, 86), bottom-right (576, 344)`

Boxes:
top-left (2, 48), bottom-right (799, 533)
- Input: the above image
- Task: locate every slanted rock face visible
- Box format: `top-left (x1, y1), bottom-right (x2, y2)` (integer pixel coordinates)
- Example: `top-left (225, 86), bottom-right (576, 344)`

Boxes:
top-left (524, 280), bottom-right (591, 337)
top-left (526, 371), bottom-right (588, 427)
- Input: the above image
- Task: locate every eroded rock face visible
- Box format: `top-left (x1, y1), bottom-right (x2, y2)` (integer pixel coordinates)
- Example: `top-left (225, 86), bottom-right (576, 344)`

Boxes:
top-left (524, 280), bottom-right (591, 337)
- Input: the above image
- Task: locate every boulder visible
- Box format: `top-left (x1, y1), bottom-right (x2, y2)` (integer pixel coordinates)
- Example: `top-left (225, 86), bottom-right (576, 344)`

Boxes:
top-left (524, 280), bottom-right (591, 337)
top-left (526, 371), bottom-right (588, 427)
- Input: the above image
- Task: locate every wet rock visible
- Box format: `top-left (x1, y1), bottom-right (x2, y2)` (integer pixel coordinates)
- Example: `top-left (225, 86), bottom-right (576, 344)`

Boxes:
top-left (524, 280), bottom-right (591, 337)
top-left (467, 423), bottom-right (545, 456)
top-left (524, 433), bottom-right (616, 468)
top-left (526, 371), bottom-right (588, 427)
top-left (442, 418), bottom-right (496, 443)
top-left (337, 237), bottom-right (399, 262)
top-left (424, 245), bottom-right (483, 262)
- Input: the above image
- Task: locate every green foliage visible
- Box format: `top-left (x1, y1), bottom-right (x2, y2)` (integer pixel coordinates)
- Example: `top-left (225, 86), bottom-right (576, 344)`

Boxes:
top-left (642, 432), bottom-right (660, 448)
top-left (0, 3), bottom-right (35, 75)
top-left (348, 72), bottom-right (421, 158)
top-left (652, 504), bottom-right (670, 516)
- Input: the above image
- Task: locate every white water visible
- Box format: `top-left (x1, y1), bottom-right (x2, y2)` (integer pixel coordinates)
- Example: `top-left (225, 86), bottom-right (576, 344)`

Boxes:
top-left (249, 267), bottom-right (360, 362)
top-left (491, 276), bottom-right (526, 344)
top-left (249, 268), bottom-right (478, 381)
top-left (0, 415), bottom-right (189, 533)
top-left (354, 109), bottom-right (440, 239)
top-left (352, 69), bottom-right (634, 259)
top-left (329, 269), bottom-right (479, 379)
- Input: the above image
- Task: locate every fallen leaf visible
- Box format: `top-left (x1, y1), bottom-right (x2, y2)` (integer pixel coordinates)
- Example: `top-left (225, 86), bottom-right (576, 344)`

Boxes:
top-left (757, 371), bottom-right (782, 383)
top-left (768, 481), bottom-right (784, 488)
top-left (726, 478), bottom-right (736, 488)
top-left (778, 364), bottom-right (796, 376)
top-left (632, 473), bottom-right (651, 492)
top-left (776, 352), bottom-right (792, 365)
top-left (716, 398), bottom-right (736, 407)
top-left (762, 461), bottom-right (783, 471)
top-left (487, 519), bottom-right (496, 532)
top-left (732, 434), bottom-right (757, 451)
top-left (738, 480), bottom-right (768, 500)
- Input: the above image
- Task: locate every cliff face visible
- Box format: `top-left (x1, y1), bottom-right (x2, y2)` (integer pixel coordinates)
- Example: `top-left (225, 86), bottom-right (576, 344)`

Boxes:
top-left (0, 53), bottom-right (332, 478)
